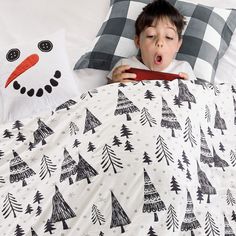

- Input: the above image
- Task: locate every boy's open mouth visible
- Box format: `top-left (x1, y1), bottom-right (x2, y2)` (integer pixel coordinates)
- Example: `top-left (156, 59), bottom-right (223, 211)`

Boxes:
top-left (154, 54), bottom-right (162, 65)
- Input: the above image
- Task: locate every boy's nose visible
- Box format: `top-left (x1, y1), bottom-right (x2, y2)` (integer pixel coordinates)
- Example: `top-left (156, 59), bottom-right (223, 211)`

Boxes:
top-left (155, 39), bottom-right (163, 48)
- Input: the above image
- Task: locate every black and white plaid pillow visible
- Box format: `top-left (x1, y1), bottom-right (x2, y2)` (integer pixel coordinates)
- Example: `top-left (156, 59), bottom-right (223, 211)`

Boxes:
top-left (74, 0), bottom-right (236, 82)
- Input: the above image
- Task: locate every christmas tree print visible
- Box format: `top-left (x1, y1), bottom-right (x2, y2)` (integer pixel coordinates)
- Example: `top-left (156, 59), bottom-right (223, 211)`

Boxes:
top-left (33, 119), bottom-right (54, 145)
top-left (143, 151), bottom-right (152, 165)
top-left (224, 214), bottom-right (235, 236)
top-left (36, 206), bottom-right (42, 216)
top-left (3, 129), bottom-right (13, 139)
top-left (173, 95), bottom-right (183, 108)
top-left (2, 192), bottom-right (23, 218)
top-left (120, 124), bottom-right (133, 138)
top-left (207, 127), bottom-right (214, 138)
top-left (204, 211), bottom-right (220, 236)
top-left (33, 190), bottom-right (44, 204)
top-left (214, 104), bottom-right (227, 135)
top-left (55, 99), bottom-right (76, 111)
top-left (25, 204), bottom-right (33, 214)
top-left (170, 176), bottom-right (181, 194)
top-left (44, 219), bottom-right (56, 234)
top-left (83, 108), bottom-right (102, 134)
top-left (155, 135), bottom-right (173, 166)
top-left (178, 80), bottom-right (196, 109)
top-left (140, 107), bottom-right (157, 127)
top-left (226, 189), bottom-right (236, 206)
top-left (15, 224), bottom-right (25, 236)
top-left (232, 86), bottom-right (236, 93)
top-left (219, 142), bottom-right (225, 152)
top-left (80, 89), bottom-right (98, 99)
top-left (12, 120), bottom-right (24, 130)
top-left (69, 121), bottom-right (79, 135)
top-left (31, 227), bottom-right (38, 236)
top-left (10, 150), bottom-right (36, 186)
top-left (0, 149), bottom-right (4, 158)
top-left (73, 139), bottom-right (81, 148)
top-left (155, 80), bottom-right (161, 87)
top-left (114, 89), bottom-right (140, 121)
top-left (143, 168), bottom-right (166, 222)
top-left (200, 127), bottom-right (213, 167)
top-left (110, 190), bottom-right (131, 233)
top-left (112, 135), bottom-right (122, 147)
top-left (16, 132), bottom-right (26, 142)
top-left (212, 146), bottom-right (229, 171)
top-left (166, 204), bottom-right (179, 232)
top-left (232, 211), bottom-right (236, 222)
top-left (101, 144), bottom-right (123, 173)
top-left (76, 153), bottom-right (98, 184)
top-left (28, 142), bottom-right (35, 151)
top-left (233, 97), bottom-right (236, 125)
top-left (186, 168), bottom-right (192, 180)
top-left (163, 80), bottom-right (171, 90)
top-left (161, 97), bottom-right (181, 137)
top-left (197, 162), bottom-right (216, 203)
top-left (205, 105), bottom-right (211, 122)
top-left (91, 204), bottom-right (105, 225)
top-left (0, 176), bottom-right (5, 183)
top-left (99, 231), bottom-right (104, 236)
top-left (177, 159), bottom-right (184, 171)
top-left (60, 148), bottom-right (77, 185)
top-left (230, 150), bottom-right (236, 167)
top-left (181, 190), bottom-right (201, 234)
top-left (182, 151), bottom-right (190, 167)
top-left (50, 185), bottom-right (76, 230)
top-left (124, 140), bottom-right (134, 152)
top-left (196, 187), bottom-right (204, 204)
top-left (144, 89), bottom-right (155, 100)
top-left (88, 142), bottom-right (96, 152)
top-left (39, 155), bottom-right (57, 180)
top-left (208, 83), bottom-right (220, 96)
top-left (147, 226), bottom-right (158, 235)
top-left (183, 117), bottom-right (197, 147)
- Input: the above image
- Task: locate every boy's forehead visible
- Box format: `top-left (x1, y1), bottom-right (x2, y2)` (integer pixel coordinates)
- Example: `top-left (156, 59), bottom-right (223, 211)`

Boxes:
top-left (151, 17), bottom-right (177, 30)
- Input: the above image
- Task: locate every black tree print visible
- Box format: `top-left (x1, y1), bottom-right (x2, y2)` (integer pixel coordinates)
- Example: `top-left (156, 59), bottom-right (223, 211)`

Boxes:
top-left (226, 189), bottom-right (236, 206)
top-left (182, 151), bottom-right (190, 167)
top-left (69, 121), bottom-right (79, 135)
top-left (2, 192), bottom-right (23, 218)
top-left (36, 206), bottom-right (42, 216)
top-left (196, 187), bottom-right (204, 204)
top-left (232, 86), bottom-right (236, 93)
top-left (161, 97), bottom-right (181, 137)
top-left (205, 105), bottom-right (211, 122)
top-left (60, 148), bottom-right (77, 185)
top-left (155, 135), bottom-right (173, 166)
top-left (212, 146), bottom-right (229, 171)
top-left (143, 168), bottom-right (166, 222)
top-left (214, 104), bottom-right (227, 135)
top-left (230, 150), bottom-right (236, 167)
top-left (10, 150), bottom-right (35, 186)
top-left (163, 80), bottom-right (171, 90)
top-left (178, 80), bottom-right (196, 109)
top-left (33, 119), bottom-right (54, 145)
top-left (33, 190), bottom-right (44, 204)
top-left (140, 107), bottom-right (157, 127)
top-left (31, 227), bottom-right (38, 236)
top-left (88, 142), bottom-right (96, 152)
top-left (124, 140), bottom-right (134, 152)
top-left (12, 120), bottom-right (24, 130)
top-left (80, 89), bottom-right (98, 99)
top-left (219, 142), bottom-right (225, 152)
top-left (177, 159), bottom-right (184, 171)
top-left (143, 151), bottom-right (152, 165)
top-left (114, 89), bottom-right (140, 121)
top-left (3, 129), bottom-right (13, 139)
top-left (91, 204), bottom-right (105, 225)
top-left (40, 155), bottom-right (57, 180)
top-left (28, 142), bottom-right (35, 151)
top-left (101, 144), bottom-right (123, 174)
top-left (207, 127), bottom-right (214, 138)
top-left (173, 95), bottom-right (183, 108)
top-left (15, 224), bottom-right (25, 236)
top-left (232, 211), bottom-right (236, 222)
top-left (166, 204), bottom-right (179, 232)
top-left (224, 214), bottom-right (235, 236)
top-left (0, 149), bottom-right (4, 158)
top-left (183, 117), bottom-right (197, 147)
top-left (181, 190), bottom-right (201, 234)
top-left (73, 139), bottom-right (81, 148)
top-left (120, 124), bottom-right (133, 139)
top-left (205, 211), bottom-right (220, 236)
top-left (144, 89), bottom-right (155, 100)
top-left (147, 226), bottom-right (158, 236)
top-left (197, 162), bottom-right (216, 203)
top-left (16, 132), bottom-right (26, 142)
top-left (170, 176), bottom-right (181, 194)
top-left (110, 190), bottom-right (131, 233)
top-left (83, 108), bottom-right (102, 134)
top-left (55, 99), bottom-right (76, 111)
top-left (112, 135), bottom-right (122, 147)
top-left (50, 185), bottom-right (76, 230)
top-left (25, 204), bottom-right (33, 214)
top-left (76, 154), bottom-right (98, 184)
top-left (200, 127), bottom-right (213, 167)
top-left (44, 219), bottom-right (56, 234)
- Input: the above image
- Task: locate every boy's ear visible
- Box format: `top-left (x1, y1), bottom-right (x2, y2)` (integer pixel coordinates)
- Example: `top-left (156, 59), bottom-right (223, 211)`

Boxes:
top-left (134, 35), bottom-right (140, 48)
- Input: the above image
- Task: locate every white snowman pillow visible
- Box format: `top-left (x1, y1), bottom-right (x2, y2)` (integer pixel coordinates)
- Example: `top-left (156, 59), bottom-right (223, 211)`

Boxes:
top-left (0, 30), bottom-right (79, 123)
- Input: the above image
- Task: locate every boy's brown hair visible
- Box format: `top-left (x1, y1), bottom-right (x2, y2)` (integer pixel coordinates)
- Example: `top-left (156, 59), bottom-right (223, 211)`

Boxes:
top-left (135, 0), bottom-right (186, 39)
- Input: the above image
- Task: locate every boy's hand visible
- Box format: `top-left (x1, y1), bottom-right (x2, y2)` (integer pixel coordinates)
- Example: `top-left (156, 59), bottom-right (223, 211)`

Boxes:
top-left (178, 72), bottom-right (188, 80)
top-left (112, 65), bottom-right (137, 83)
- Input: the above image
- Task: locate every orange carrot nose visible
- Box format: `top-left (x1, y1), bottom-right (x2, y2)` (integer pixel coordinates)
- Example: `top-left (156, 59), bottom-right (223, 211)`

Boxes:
top-left (5, 54), bottom-right (39, 88)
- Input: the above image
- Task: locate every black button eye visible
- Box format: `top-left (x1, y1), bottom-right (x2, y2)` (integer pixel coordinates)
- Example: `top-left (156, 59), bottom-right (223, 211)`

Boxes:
top-left (6, 48), bottom-right (20, 62)
top-left (38, 40), bottom-right (53, 52)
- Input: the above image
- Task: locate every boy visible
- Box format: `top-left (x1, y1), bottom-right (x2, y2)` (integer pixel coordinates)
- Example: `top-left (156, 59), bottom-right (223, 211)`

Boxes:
top-left (107, 0), bottom-right (196, 83)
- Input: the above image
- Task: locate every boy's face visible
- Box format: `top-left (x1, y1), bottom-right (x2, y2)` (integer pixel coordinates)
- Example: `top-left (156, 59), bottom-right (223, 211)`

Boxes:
top-left (134, 17), bottom-right (182, 71)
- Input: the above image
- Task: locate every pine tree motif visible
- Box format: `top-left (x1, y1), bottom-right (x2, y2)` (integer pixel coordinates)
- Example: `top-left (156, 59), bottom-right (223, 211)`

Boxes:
top-left (101, 144), bottom-right (123, 173)
top-left (69, 122), bottom-right (79, 135)
top-left (25, 204), bottom-right (33, 214)
top-left (33, 190), bottom-right (44, 204)
top-left (91, 204), bottom-right (105, 225)
top-left (50, 185), bottom-right (76, 229)
top-left (112, 135), bottom-right (122, 147)
top-left (207, 127), bottom-right (214, 138)
top-left (83, 108), bottom-right (102, 134)
top-left (147, 226), bottom-right (158, 235)
top-left (219, 142), bottom-right (225, 152)
top-left (226, 189), bottom-right (236, 206)
top-left (28, 142), bottom-right (35, 151)
top-left (200, 127), bottom-right (213, 167)
top-left (143, 152), bottom-right (152, 165)
top-left (232, 86), bottom-right (236, 93)
top-left (10, 150), bottom-right (36, 186)
top-left (110, 190), bottom-right (131, 233)
top-left (80, 89), bottom-right (98, 99)
top-left (140, 107), bottom-right (157, 127)
top-left (184, 117), bottom-right (197, 147)
top-left (196, 187), bottom-right (204, 204)
top-left (204, 211), bottom-right (220, 236)
top-left (143, 168), bottom-right (166, 222)
top-left (3, 129), bottom-right (14, 139)
top-left (155, 80), bottom-right (161, 87)
top-left (0, 176), bottom-right (5, 183)
top-left (33, 119), bottom-right (54, 145)
top-left (186, 169), bottom-right (192, 181)
top-left (177, 159), bottom-right (184, 171)
top-left (15, 224), bottom-right (25, 236)
top-left (224, 214), bottom-right (235, 236)
top-left (233, 97), bottom-right (236, 125)
top-left (170, 176), bottom-right (181, 194)
top-left (0, 149), bottom-right (4, 158)
top-left (163, 80), bottom-right (171, 90)
top-left (144, 89), bottom-right (155, 100)
top-left (182, 151), bottom-right (190, 167)
top-left (161, 97), bottom-right (181, 137)
top-left (212, 146), bottom-right (229, 171)
top-left (173, 95), bottom-right (183, 108)
top-left (166, 204), bottom-right (179, 232)
top-left (44, 219), bottom-right (56, 234)
top-left (2, 192), bottom-right (23, 218)
top-left (155, 135), bottom-right (173, 165)
top-left (232, 210), bottom-right (236, 222)
top-left (36, 206), bottom-right (42, 216)
top-left (197, 162), bottom-right (216, 203)
top-left (114, 89), bottom-right (140, 121)
top-left (55, 99), bottom-right (76, 111)
top-left (76, 154), bottom-right (98, 184)
top-left (230, 150), bottom-right (236, 167)
top-left (205, 105), bottom-right (211, 122)
top-left (207, 83), bottom-right (220, 96)
top-left (73, 139), bottom-right (81, 148)
top-left (120, 124), bottom-right (133, 138)
top-left (12, 120), bottom-right (24, 130)
top-left (31, 227), bottom-right (38, 236)
top-left (60, 148), bottom-right (77, 185)
top-left (88, 142), bottom-right (96, 152)
top-left (214, 104), bottom-right (227, 135)
top-left (40, 155), bottom-right (57, 180)
top-left (124, 140), bottom-right (134, 152)
top-left (99, 231), bottom-right (104, 236)
top-left (178, 80), bottom-right (196, 109)
top-left (16, 132), bottom-right (26, 142)
top-left (181, 190), bottom-right (201, 234)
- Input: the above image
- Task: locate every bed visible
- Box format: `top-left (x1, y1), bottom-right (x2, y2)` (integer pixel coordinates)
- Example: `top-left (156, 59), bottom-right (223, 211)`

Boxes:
top-left (0, 0), bottom-right (236, 235)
